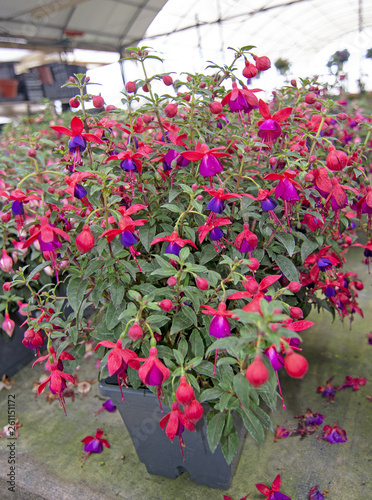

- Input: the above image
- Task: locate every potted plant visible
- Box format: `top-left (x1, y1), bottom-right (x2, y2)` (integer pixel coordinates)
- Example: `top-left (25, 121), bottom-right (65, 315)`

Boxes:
top-left (1, 44), bottom-right (370, 488)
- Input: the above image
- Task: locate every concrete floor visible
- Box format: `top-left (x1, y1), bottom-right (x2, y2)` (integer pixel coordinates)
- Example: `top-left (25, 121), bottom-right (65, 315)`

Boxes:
top-left (1, 247), bottom-right (371, 500)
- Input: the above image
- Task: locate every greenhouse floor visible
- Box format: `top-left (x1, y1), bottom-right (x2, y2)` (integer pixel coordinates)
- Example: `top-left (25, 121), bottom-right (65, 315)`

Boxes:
top-left (1, 247), bottom-right (371, 500)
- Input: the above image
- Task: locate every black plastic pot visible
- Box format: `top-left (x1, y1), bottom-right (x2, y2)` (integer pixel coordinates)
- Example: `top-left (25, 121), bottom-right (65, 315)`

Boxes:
top-left (0, 311), bottom-right (35, 378)
top-left (99, 377), bottom-right (246, 489)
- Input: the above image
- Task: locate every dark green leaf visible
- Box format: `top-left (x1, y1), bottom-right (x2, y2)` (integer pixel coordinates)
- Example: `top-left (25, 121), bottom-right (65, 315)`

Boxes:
top-left (200, 387), bottom-right (224, 402)
top-left (189, 329), bottom-right (205, 357)
top-left (237, 406), bottom-right (265, 445)
top-left (207, 413), bottom-right (226, 453)
top-left (274, 255), bottom-right (300, 282)
top-left (275, 233), bottom-right (295, 257)
top-left (170, 310), bottom-right (194, 335)
top-left (220, 428), bottom-right (239, 465)
top-left (105, 302), bottom-right (122, 330)
top-left (67, 277), bottom-right (87, 313)
top-left (109, 279), bottom-right (125, 307)
top-left (301, 239), bottom-right (318, 263)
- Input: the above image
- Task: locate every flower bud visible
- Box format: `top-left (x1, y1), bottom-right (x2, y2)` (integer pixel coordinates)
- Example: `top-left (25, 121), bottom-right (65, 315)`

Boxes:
top-left (128, 322), bottom-right (143, 341)
top-left (291, 79), bottom-right (297, 87)
top-left (354, 281), bottom-right (363, 290)
top-left (69, 97), bottom-right (80, 108)
top-left (76, 225), bottom-right (95, 253)
top-left (125, 81), bottom-right (136, 93)
top-left (1, 212), bottom-right (11, 223)
top-left (326, 146), bottom-right (348, 171)
top-left (106, 105), bottom-right (116, 111)
top-left (22, 329), bottom-right (44, 349)
top-left (92, 95), bottom-right (104, 108)
top-left (196, 276), bottom-right (209, 290)
top-left (158, 299), bottom-right (174, 311)
top-left (164, 103), bottom-right (178, 118)
top-left (288, 281), bottom-right (301, 293)
top-left (305, 92), bottom-right (317, 104)
top-left (27, 148), bottom-right (37, 158)
top-left (184, 399), bottom-right (203, 423)
top-left (289, 306), bottom-right (304, 319)
top-left (242, 61), bottom-right (258, 78)
top-left (162, 75), bottom-right (173, 86)
top-left (284, 349), bottom-right (308, 378)
top-left (245, 355), bottom-right (269, 388)
top-left (176, 376), bottom-right (195, 405)
top-left (32, 272), bottom-right (40, 280)
top-left (253, 55), bottom-right (271, 71)
top-left (247, 258), bottom-right (260, 271)
top-left (192, 183), bottom-right (198, 192)
top-left (3, 282), bottom-right (12, 291)
top-left (2, 313), bottom-right (15, 338)
top-left (69, 76), bottom-right (76, 83)
top-left (337, 113), bottom-right (347, 121)
top-left (142, 84), bottom-right (149, 92)
top-left (209, 101), bottom-right (223, 114)
top-left (167, 276), bottom-right (177, 287)
top-left (0, 249), bottom-right (13, 273)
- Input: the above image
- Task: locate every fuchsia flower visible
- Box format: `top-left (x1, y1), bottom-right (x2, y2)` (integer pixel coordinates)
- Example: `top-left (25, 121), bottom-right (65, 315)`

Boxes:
top-left (94, 399), bottom-right (117, 415)
top-left (64, 171), bottom-right (98, 201)
top-left (265, 170), bottom-right (301, 202)
top-left (105, 149), bottom-right (149, 174)
top-left (0, 188), bottom-right (40, 217)
top-left (180, 142), bottom-right (231, 178)
top-left (196, 216), bottom-right (232, 245)
top-left (33, 347), bottom-right (75, 415)
top-left (257, 99), bottom-right (292, 143)
top-left (256, 474), bottom-right (291, 500)
top-left (0, 249), bottom-right (13, 273)
top-left (234, 223), bottom-right (258, 253)
top-left (202, 186), bottom-right (242, 214)
top-left (50, 115), bottom-right (103, 169)
top-left (228, 274), bottom-right (281, 300)
top-left (159, 401), bottom-right (195, 456)
top-left (304, 246), bottom-right (341, 281)
top-left (340, 376), bottom-right (366, 391)
top-left (318, 423), bottom-right (347, 444)
top-left (81, 428), bottom-right (110, 456)
top-left (22, 329), bottom-right (44, 354)
top-left (308, 486), bottom-right (325, 500)
top-left (150, 230), bottom-right (197, 256)
top-left (201, 302), bottom-right (237, 338)
top-left (94, 339), bottom-right (140, 400)
top-left (221, 82), bottom-right (260, 113)
top-left (317, 376), bottom-right (339, 402)
top-left (138, 347), bottom-right (170, 411)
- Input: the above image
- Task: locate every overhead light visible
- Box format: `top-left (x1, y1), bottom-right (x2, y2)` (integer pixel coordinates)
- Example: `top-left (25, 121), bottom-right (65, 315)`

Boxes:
top-left (0, 36), bottom-right (27, 44)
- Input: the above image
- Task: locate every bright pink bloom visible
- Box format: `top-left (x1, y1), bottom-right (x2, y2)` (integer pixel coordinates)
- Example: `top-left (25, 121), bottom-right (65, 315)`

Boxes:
top-left (181, 142), bottom-right (231, 177)
top-left (81, 428), bottom-right (110, 455)
top-left (257, 99), bottom-right (292, 143)
top-left (150, 230), bottom-right (197, 256)
top-left (2, 313), bottom-right (15, 337)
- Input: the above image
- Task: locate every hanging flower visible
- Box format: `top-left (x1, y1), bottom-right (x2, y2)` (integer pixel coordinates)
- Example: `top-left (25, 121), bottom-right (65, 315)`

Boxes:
top-left (201, 302), bottom-right (237, 338)
top-left (221, 82), bottom-right (260, 113)
top-left (138, 347), bottom-right (170, 411)
top-left (2, 313), bottom-right (15, 337)
top-left (202, 186), bottom-right (242, 214)
top-left (234, 223), bottom-right (258, 253)
top-left (180, 142), bottom-right (231, 178)
top-left (150, 230), bottom-right (197, 256)
top-left (105, 149), bottom-right (149, 174)
top-left (159, 401), bottom-right (195, 456)
top-left (257, 99), bottom-right (292, 143)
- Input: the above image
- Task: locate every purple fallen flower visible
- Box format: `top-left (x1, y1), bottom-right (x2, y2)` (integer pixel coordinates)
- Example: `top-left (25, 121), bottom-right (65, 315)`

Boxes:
top-left (95, 399), bottom-right (117, 416)
top-left (318, 423), bottom-right (347, 443)
top-left (81, 428), bottom-right (110, 458)
top-left (308, 486), bottom-right (325, 500)
top-left (294, 408), bottom-right (324, 427)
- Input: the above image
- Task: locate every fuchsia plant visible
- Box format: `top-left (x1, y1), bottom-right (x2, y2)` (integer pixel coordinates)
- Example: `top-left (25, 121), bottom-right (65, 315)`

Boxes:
top-left (0, 43), bottom-right (371, 464)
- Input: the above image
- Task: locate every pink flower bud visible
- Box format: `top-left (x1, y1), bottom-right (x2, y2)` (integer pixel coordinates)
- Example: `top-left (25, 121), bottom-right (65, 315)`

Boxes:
top-left (106, 105), bottom-right (116, 111)
top-left (176, 376), bottom-right (195, 405)
top-left (0, 249), bottom-right (13, 273)
top-left (253, 55), bottom-right (271, 71)
top-left (158, 299), bottom-right (174, 312)
top-left (27, 148), bottom-right (37, 158)
top-left (2, 313), bottom-right (15, 338)
top-left (245, 355), bottom-right (269, 387)
top-left (289, 306), bottom-right (304, 319)
top-left (125, 81), bottom-right (136, 93)
top-left (337, 113), bottom-right (347, 121)
top-left (164, 103), bottom-right (178, 118)
top-left (196, 277), bottom-right (209, 290)
top-left (92, 95), bottom-right (105, 108)
top-left (162, 75), bottom-right (173, 86)
top-left (3, 282), bottom-right (12, 291)
top-left (247, 258), bottom-right (260, 271)
top-left (288, 281), bottom-right (301, 293)
top-left (167, 276), bottom-right (177, 287)
top-left (326, 146), bottom-right (348, 171)
top-left (242, 61), bottom-right (258, 78)
top-left (69, 76), bottom-right (76, 83)
top-left (209, 101), bottom-right (223, 114)
top-left (128, 322), bottom-right (143, 341)
top-left (76, 225), bottom-right (95, 253)
top-left (305, 92), bottom-right (317, 104)
top-left (69, 97), bottom-right (80, 108)
top-left (184, 399), bottom-right (203, 423)
top-left (284, 349), bottom-right (308, 378)
top-left (1, 212), bottom-right (11, 223)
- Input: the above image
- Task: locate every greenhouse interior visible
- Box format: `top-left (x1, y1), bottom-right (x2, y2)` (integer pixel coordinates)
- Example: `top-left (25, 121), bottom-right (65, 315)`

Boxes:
top-left (0, 1), bottom-right (371, 499)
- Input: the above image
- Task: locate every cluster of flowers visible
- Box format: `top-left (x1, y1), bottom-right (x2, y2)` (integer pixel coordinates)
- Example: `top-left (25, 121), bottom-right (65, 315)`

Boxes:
top-left (0, 44), bottom-right (371, 460)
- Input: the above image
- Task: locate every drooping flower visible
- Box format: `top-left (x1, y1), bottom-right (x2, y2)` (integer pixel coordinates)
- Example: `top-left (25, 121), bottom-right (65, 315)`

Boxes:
top-left (318, 423), bottom-right (347, 444)
top-left (81, 428), bottom-right (110, 457)
top-left (176, 376), bottom-right (195, 406)
top-left (201, 302), bottom-right (237, 338)
top-left (304, 246), bottom-right (341, 281)
top-left (22, 329), bottom-right (44, 355)
top-left (257, 99), bottom-right (292, 143)
top-left (245, 355), bottom-right (269, 387)
top-left (228, 275), bottom-right (281, 300)
top-left (0, 249), bottom-right (13, 273)
top-left (50, 115), bottom-right (103, 169)
top-left (255, 474), bottom-right (291, 500)
top-left (202, 186), bottom-right (242, 214)
top-left (180, 142), bottom-right (231, 178)
top-left (76, 225), bottom-right (95, 253)
top-left (64, 171), bottom-right (98, 202)
top-left (33, 347), bottom-right (76, 415)
top-left (2, 313), bottom-right (15, 337)
top-left (196, 216), bottom-right (232, 246)
top-left (150, 230), bottom-right (197, 256)
top-left (284, 348), bottom-right (308, 378)
top-left (159, 401), bottom-right (195, 456)
top-left (221, 82), bottom-right (260, 114)
top-left (94, 339), bottom-right (140, 400)
top-left (234, 223), bottom-right (258, 253)
top-left (105, 149), bottom-right (149, 174)
top-left (138, 347), bottom-right (171, 411)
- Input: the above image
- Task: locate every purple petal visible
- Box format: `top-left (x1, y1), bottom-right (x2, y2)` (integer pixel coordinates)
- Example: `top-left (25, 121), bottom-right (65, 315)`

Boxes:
top-left (207, 197), bottom-right (225, 213)
top-left (74, 184), bottom-right (87, 199)
top-left (199, 154), bottom-right (223, 177)
top-left (102, 399), bottom-right (117, 413)
top-left (120, 230), bottom-right (137, 247)
top-left (146, 364), bottom-right (164, 386)
top-left (210, 227), bottom-right (224, 241)
top-left (209, 315), bottom-right (231, 338)
top-left (165, 242), bottom-right (181, 256)
top-left (84, 438), bottom-right (103, 453)
top-left (69, 135), bottom-right (87, 152)
top-left (11, 200), bottom-right (24, 215)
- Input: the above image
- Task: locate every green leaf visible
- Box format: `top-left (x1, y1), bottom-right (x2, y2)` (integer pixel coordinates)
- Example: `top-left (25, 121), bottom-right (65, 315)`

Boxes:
top-left (170, 310), bottom-right (194, 335)
top-left (200, 387), bottom-right (224, 402)
top-left (109, 279), bottom-right (126, 307)
top-left (274, 255), bottom-right (300, 282)
top-left (146, 314), bottom-right (170, 328)
top-left (275, 232), bottom-right (295, 257)
top-left (251, 406), bottom-right (273, 431)
top-left (181, 304), bottom-right (198, 325)
top-left (301, 239), bottom-right (318, 263)
top-left (233, 373), bottom-right (250, 408)
top-left (207, 413), bottom-right (226, 453)
top-left (26, 260), bottom-right (52, 283)
top-left (161, 203), bottom-right (183, 214)
top-left (178, 337), bottom-right (188, 358)
top-left (67, 277), bottom-right (88, 313)
top-left (105, 302), bottom-right (121, 330)
top-left (91, 280), bottom-right (109, 307)
top-left (138, 224), bottom-right (157, 252)
top-left (83, 259), bottom-right (105, 279)
top-left (220, 428), bottom-right (239, 465)
top-left (173, 349), bottom-right (185, 366)
top-left (189, 329), bottom-right (205, 357)
top-left (237, 406), bottom-right (265, 445)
